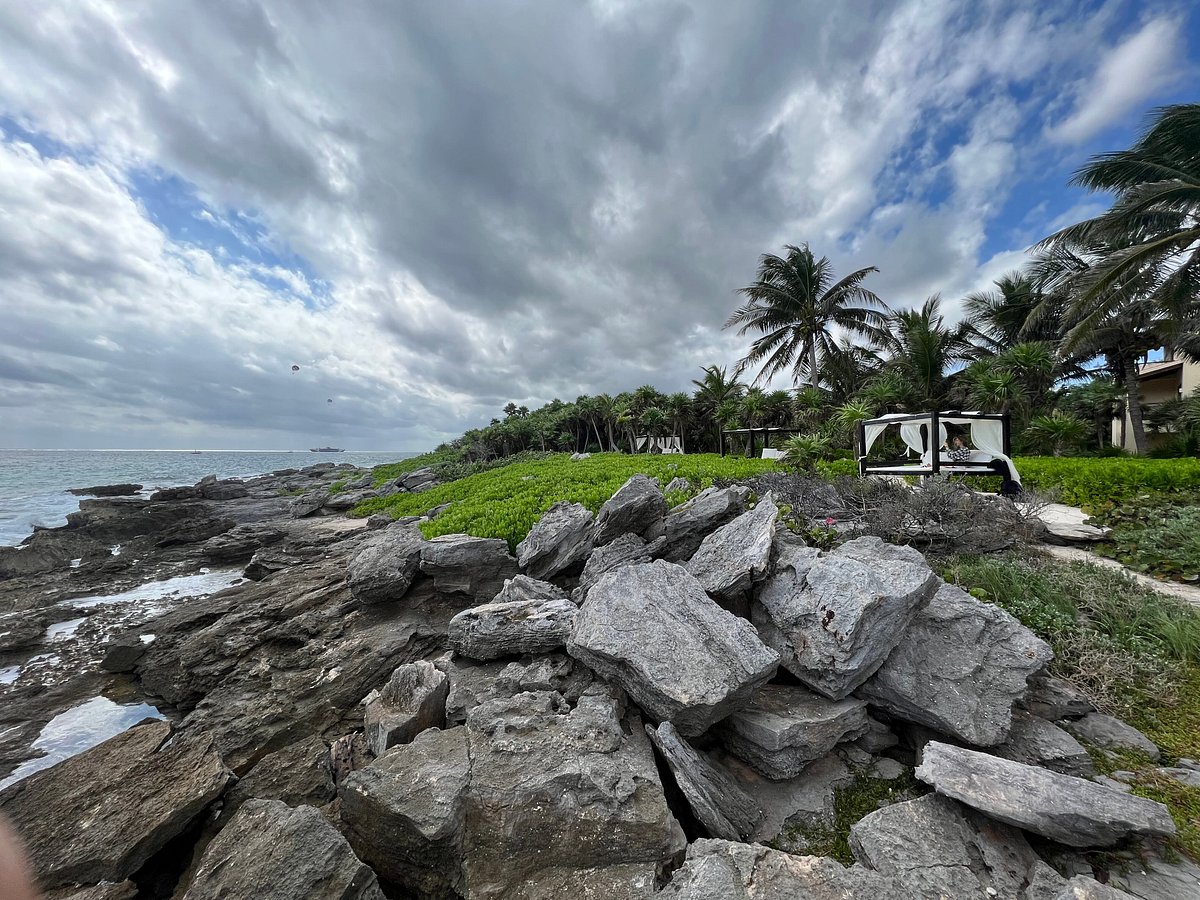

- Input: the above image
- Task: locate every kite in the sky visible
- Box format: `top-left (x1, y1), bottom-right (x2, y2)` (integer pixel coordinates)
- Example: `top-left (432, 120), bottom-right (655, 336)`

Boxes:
top-left (291, 365), bottom-right (300, 372)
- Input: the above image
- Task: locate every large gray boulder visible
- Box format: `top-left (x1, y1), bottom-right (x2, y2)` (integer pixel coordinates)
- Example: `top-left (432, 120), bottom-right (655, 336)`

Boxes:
top-left (419, 533), bottom-right (519, 601)
top-left (575, 532), bottom-right (652, 600)
top-left (753, 537), bottom-right (938, 699)
top-left (856, 582), bottom-right (1052, 745)
top-left (1063, 713), bottom-right (1161, 761)
top-left (339, 726), bottom-right (470, 897)
top-left (1020, 671), bottom-right (1094, 722)
top-left (0, 720), bottom-right (233, 889)
top-left (183, 799), bottom-right (384, 900)
top-left (715, 685), bottom-right (869, 780)
top-left (915, 741), bottom-right (1175, 847)
top-left (462, 687), bottom-right (684, 896)
top-left (657, 839), bottom-right (900, 899)
top-left (346, 526), bottom-right (424, 603)
top-left (849, 792), bottom-right (1068, 900)
top-left (652, 485), bottom-right (750, 563)
top-left (437, 652), bottom-right (593, 726)
top-left (447, 597), bottom-right (577, 660)
top-left (567, 560), bottom-right (779, 736)
top-left (992, 711), bottom-right (1094, 777)
top-left (684, 494), bottom-right (778, 602)
top-left (222, 735), bottom-right (336, 818)
top-left (645, 721), bottom-right (762, 841)
top-left (593, 474), bottom-right (667, 545)
top-left (517, 501), bottom-right (595, 579)
top-left (363, 660), bottom-right (450, 756)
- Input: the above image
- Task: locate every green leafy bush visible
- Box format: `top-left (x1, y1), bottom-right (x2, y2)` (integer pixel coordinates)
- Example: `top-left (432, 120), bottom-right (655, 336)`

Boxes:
top-left (1014, 456), bottom-right (1200, 509)
top-left (1089, 494), bottom-right (1200, 583)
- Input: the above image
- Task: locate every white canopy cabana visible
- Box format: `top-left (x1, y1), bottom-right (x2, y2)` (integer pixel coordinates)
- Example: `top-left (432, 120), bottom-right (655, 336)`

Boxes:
top-left (858, 411), bottom-right (1020, 484)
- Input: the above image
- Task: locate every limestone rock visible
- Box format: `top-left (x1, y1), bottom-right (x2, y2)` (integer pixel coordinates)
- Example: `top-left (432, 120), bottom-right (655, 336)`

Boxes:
top-left (575, 533), bottom-right (651, 600)
top-left (646, 721), bottom-right (762, 841)
top-left (517, 501), bottom-right (595, 579)
top-left (339, 727), bottom-right (470, 897)
top-left (850, 792), bottom-right (1067, 899)
top-left (1055, 877), bottom-right (1140, 899)
top-left (0, 720), bottom-right (233, 889)
top-left (363, 660), bottom-right (449, 756)
top-left (915, 741), bottom-right (1175, 847)
top-left (419, 533), bottom-right (519, 601)
top-left (290, 489), bottom-right (329, 518)
top-left (716, 685), bottom-right (869, 780)
top-left (652, 486), bottom-right (750, 563)
top-left (593, 474), bottom-right (668, 545)
top-left (664, 476), bottom-right (692, 494)
top-left (657, 839), bottom-right (899, 899)
top-left (993, 711), bottom-right (1094, 777)
top-left (448, 597), bottom-right (577, 660)
top-left (567, 560), bottom-right (779, 736)
top-left (346, 526), bottom-right (424, 604)
top-left (202, 524), bottom-right (284, 562)
top-left (183, 799), bottom-right (383, 900)
top-left (684, 494), bottom-right (778, 602)
top-left (493, 574), bottom-right (570, 605)
top-left (223, 735), bottom-right (335, 817)
top-left (1063, 713), bottom-right (1160, 761)
top-left (753, 537), bottom-right (938, 700)
top-left (857, 582), bottom-right (1052, 745)
top-left (1021, 671), bottom-right (1094, 722)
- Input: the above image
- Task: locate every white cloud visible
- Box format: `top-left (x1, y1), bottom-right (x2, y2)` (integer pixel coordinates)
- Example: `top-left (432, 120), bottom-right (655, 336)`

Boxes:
top-left (1049, 16), bottom-right (1184, 144)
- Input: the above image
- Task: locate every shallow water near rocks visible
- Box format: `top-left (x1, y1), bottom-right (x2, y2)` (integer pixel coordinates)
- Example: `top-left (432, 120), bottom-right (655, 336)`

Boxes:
top-left (67, 569), bottom-right (245, 609)
top-left (0, 696), bottom-right (164, 790)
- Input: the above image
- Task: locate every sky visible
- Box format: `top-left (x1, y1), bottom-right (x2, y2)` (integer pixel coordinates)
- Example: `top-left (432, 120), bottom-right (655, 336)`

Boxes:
top-left (0, 1), bottom-right (1195, 451)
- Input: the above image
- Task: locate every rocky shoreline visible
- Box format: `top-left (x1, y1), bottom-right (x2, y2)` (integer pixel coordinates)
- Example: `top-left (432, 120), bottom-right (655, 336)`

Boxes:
top-left (0, 467), bottom-right (1197, 898)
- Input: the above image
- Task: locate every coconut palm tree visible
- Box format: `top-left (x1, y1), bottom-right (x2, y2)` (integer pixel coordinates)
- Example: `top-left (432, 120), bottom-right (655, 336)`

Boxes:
top-left (964, 272), bottom-right (1064, 350)
top-left (726, 244), bottom-right (888, 388)
top-left (665, 392), bottom-right (692, 452)
top-left (692, 365), bottom-right (745, 453)
top-left (873, 296), bottom-right (981, 409)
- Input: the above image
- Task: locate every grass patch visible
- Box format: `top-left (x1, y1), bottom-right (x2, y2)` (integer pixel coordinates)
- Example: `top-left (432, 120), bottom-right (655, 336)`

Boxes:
top-left (1088, 492), bottom-right (1200, 583)
top-left (353, 452), bottom-right (778, 550)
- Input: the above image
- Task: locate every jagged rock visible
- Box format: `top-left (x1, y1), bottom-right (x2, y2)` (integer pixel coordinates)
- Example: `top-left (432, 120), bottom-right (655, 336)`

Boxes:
top-left (646, 722), bottom-right (762, 841)
top-left (340, 726), bottom-right (470, 897)
top-left (753, 537), bottom-right (938, 700)
top-left (850, 792), bottom-right (1067, 900)
top-left (857, 582), bottom-right (1052, 745)
top-left (657, 839), bottom-right (899, 899)
top-left (462, 687), bottom-right (683, 896)
top-left (202, 524), bottom-right (285, 562)
top-left (664, 476), bottom-right (692, 494)
top-left (150, 485), bottom-right (202, 501)
top-left (366, 513), bottom-right (392, 529)
top-left (1157, 766), bottom-right (1200, 788)
top-left (853, 716), bottom-right (899, 754)
top-left (437, 652), bottom-right (592, 726)
top-left (223, 735), bottom-right (335, 817)
top-left (242, 547), bottom-right (295, 581)
top-left (345, 526), bottom-right (424, 603)
top-left (155, 514), bottom-right (235, 548)
top-left (68, 483), bottom-right (142, 496)
top-left (1056, 877), bottom-right (1140, 899)
top-left (448, 598), bottom-right (577, 660)
top-left (575, 533), bottom-right (651, 600)
top-left (730, 751), bottom-right (856, 846)
top-left (993, 711), bottom-right (1094, 777)
top-left (323, 489), bottom-right (375, 511)
top-left (183, 799), bottom-right (383, 900)
top-left (289, 489), bottom-right (329, 518)
top-left (1021, 671), bottom-right (1095, 721)
top-left (198, 477), bottom-right (250, 500)
top-left (567, 560), bottom-right (778, 736)
top-left (1063, 713), bottom-right (1160, 761)
top-left (57, 882), bottom-right (139, 900)
top-left (915, 741), bottom-right (1175, 847)
top-left (419, 533), bottom-right (519, 601)
top-left (398, 468), bottom-right (438, 491)
top-left (593, 474), bottom-right (667, 545)
top-left (1109, 844), bottom-right (1200, 899)
top-left (493, 573), bottom-right (570, 605)
top-left (684, 494), bottom-right (778, 602)
top-left (363, 660), bottom-right (449, 756)
top-left (715, 685), bottom-right (869, 780)
top-left (651, 486), bottom-right (750, 563)
top-left (0, 720), bottom-right (233, 889)
top-left (517, 501), bottom-right (595, 579)
top-left (100, 635), bottom-right (149, 673)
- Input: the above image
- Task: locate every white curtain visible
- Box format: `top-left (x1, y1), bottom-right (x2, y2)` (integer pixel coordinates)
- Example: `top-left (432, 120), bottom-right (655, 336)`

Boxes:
top-left (969, 420), bottom-right (1021, 484)
top-left (862, 423), bottom-right (889, 457)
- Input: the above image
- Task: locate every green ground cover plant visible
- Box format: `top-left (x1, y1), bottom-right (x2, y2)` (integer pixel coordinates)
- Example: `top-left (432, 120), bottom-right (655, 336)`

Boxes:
top-left (1087, 491), bottom-right (1200, 583)
top-left (1014, 457), bottom-right (1200, 510)
top-left (354, 452), bottom-right (778, 549)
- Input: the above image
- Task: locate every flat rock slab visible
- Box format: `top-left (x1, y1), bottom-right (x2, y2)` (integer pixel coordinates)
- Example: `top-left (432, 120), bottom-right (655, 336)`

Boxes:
top-left (419, 533), bottom-right (519, 601)
top-left (447, 597), bottom-right (577, 660)
top-left (992, 711), bottom-right (1094, 778)
top-left (183, 799), bottom-right (383, 900)
top-left (363, 659), bottom-right (449, 756)
top-left (593, 474), bottom-right (667, 545)
top-left (652, 486), bottom-right (750, 563)
top-left (646, 722), bottom-right (762, 841)
top-left (684, 494), bottom-right (777, 601)
top-left (0, 720), bottom-right (233, 889)
top-left (517, 501), bottom-right (595, 579)
top-left (716, 684), bottom-right (868, 780)
top-left (915, 741), bottom-right (1175, 847)
top-left (753, 536), bottom-right (938, 699)
top-left (1063, 713), bottom-right (1161, 761)
top-left (857, 582), bottom-right (1052, 746)
top-left (223, 734), bottom-right (335, 817)
top-left (657, 839), bottom-right (900, 899)
top-left (568, 560), bottom-right (778, 736)
top-left (850, 792), bottom-right (1068, 899)
top-left (346, 526), bottom-right (424, 603)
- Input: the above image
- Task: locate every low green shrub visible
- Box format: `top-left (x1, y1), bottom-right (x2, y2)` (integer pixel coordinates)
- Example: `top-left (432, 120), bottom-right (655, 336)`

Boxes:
top-left (354, 452), bottom-right (778, 549)
top-left (1013, 456), bottom-right (1200, 510)
top-left (1088, 492), bottom-right (1200, 583)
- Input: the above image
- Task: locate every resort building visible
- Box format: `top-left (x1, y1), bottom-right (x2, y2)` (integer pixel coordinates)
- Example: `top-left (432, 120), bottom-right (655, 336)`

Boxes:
top-left (1112, 351), bottom-right (1200, 452)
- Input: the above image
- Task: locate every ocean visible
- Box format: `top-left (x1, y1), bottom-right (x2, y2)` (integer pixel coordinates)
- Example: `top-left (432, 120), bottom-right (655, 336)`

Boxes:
top-left (0, 449), bottom-right (417, 547)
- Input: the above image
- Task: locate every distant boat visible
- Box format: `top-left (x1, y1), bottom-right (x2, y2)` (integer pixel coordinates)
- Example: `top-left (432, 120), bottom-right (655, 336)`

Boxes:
top-left (310, 447), bottom-right (345, 453)
top-left (190, 450), bottom-right (202, 455)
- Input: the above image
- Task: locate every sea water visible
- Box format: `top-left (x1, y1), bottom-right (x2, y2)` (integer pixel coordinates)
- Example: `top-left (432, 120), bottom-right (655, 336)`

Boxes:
top-left (0, 449), bottom-right (415, 546)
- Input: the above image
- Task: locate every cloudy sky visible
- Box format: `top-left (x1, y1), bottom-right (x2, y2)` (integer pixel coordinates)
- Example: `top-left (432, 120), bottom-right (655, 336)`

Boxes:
top-left (0, 1), bottom-right (1195, 450)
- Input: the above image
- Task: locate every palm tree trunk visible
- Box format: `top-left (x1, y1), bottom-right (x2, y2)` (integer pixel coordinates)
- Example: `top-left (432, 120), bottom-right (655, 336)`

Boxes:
top-left (590, 417), bottom-right (604, 451)
top-left (808, 341), bottom-right (818, 389)
top-left (1124, 362), bottom-right (1147, 455)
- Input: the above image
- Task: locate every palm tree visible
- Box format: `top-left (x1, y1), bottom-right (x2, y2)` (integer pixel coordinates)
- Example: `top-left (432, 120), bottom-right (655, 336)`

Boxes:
top-left (692, 365), bottom-right (745, 453)
top-left (665, 392), bottom-right (692, 452)
top-left (1062, 379), bottom-right (1126, 449)
top-left (1025, 411), bottom-right (1089, 457)
top-left (873, 296), bottom-right (981, 409)
top-left (593, 393), bottom-right (619, 451)
top-left (965, 272), bottom-right (1063, 350)
top-left (726, 244), bottom-right (888, 388)
top-left (639, 407), bottom-right (669, 451)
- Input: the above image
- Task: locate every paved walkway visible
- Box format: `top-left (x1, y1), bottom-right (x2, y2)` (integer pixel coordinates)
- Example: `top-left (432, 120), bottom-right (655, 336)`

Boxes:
top-left (1042, 544), bottom-right (1200, 607)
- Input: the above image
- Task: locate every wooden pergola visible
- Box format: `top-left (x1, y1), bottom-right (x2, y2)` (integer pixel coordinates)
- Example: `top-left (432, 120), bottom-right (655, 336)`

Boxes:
top-left (856, 411), bottom-right (1015, 480)
top-left (719, 426), bottom-right (805, 458)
